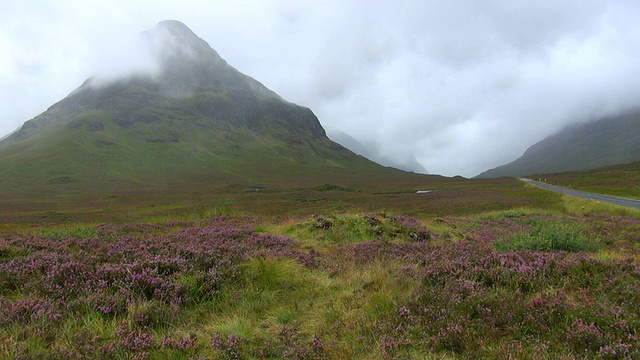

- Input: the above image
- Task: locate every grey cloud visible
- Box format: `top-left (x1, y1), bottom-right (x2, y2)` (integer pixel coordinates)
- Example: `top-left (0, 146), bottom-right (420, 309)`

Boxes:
top-left (291, 0), bottom-right (640, 176)
top-left (87, 35), bottom-right (161, 88)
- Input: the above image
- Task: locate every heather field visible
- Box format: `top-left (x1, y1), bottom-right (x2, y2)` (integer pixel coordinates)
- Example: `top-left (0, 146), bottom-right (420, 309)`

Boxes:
top-left (1, 179), bottom-right (639, 359)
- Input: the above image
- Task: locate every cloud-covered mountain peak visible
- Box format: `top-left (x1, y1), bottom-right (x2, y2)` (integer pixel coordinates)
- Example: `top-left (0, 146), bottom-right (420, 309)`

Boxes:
top-left (98, 20), bottom-right (281, 100)
top-left (156, 20), bottom-right (197, 37)
top-left (143, 20), bottom-right (224, 63)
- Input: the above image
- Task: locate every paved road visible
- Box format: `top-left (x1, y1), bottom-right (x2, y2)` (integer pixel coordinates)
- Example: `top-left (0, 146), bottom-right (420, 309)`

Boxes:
top-left (519, 178), bottom-right (640, 210)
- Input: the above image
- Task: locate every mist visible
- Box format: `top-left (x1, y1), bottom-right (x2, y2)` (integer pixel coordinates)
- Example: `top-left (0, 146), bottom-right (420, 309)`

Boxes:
top-left (85, 36), bottom-right (160, 89)
top-left (2, 0), bottom-right (640, 177)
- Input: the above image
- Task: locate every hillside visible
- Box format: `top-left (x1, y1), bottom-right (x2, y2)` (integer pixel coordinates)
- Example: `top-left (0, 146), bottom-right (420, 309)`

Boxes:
top-left (0, 21), bottom-right (404, 196)
top-left (476, 110), bottom-right (640, 178)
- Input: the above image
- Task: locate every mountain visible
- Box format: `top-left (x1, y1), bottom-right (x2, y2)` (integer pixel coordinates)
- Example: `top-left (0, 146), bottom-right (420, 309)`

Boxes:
top-left (0, 20), bottom-right (400, 193)
top-left (476, 110), bottom-right (640, 178)
top-left (326, 128), bottom-right (429, 174)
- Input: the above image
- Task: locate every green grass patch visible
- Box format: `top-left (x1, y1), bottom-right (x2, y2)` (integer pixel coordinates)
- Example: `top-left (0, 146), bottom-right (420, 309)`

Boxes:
top-left (562, 195), bottom-right (640, 218)
top-left (494, 220), bottom-right (601, 252)
top-left (277, 213), bottom-right (430, 246)
top-left (308, 183), bottom-right (358, 192)
top-left (478, 208), bottom-right (557, 220)
top-left (34, 223), bottom-right (98, 239)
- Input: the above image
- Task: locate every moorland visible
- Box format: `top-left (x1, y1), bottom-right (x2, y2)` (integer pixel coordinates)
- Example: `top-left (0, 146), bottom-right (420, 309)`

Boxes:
top-left (1, 169), bottom-right (638, 359)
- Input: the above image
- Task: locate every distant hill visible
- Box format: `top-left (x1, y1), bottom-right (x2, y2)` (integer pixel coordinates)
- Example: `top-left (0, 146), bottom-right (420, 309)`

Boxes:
top-left (476, 111), bottom-right (640, 178)
top-left (0, 20), bottom-right (405, 194)
top-left (326, 128), bottom-right (429, 174)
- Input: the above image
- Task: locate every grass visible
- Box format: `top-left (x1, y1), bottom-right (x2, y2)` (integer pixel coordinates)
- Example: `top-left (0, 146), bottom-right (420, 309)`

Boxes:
top-left (493, 220), bottom-right (601, 252)
top-left (276, 213), bottom-right (430, 246)
top-left (566, 196), bottom-right (640, 216)
top-left (33, 223), bottom-right (98, 240)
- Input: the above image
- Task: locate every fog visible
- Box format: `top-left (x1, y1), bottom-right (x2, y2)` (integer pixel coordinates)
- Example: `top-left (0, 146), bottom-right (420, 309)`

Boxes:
top-left (2, 0), bottom-right (640, 177)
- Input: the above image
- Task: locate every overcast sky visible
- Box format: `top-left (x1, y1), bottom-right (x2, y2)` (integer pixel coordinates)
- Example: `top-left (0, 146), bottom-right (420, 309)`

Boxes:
top-left (2, 1), bottom-right (640, 177)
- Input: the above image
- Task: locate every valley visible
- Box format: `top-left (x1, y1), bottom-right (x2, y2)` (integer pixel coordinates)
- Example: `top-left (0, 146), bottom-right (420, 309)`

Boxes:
top-left (0, 20), bottom-right (638, 359)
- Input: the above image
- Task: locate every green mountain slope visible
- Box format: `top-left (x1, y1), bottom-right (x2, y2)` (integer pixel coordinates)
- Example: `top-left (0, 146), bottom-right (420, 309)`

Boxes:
top-left (476, 111), bottom-right (640, 178)
top-left (0, 21), bottom-right (400, 194)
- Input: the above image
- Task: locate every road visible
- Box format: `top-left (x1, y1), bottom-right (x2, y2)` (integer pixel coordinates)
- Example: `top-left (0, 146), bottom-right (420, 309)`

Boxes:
top-left (519, 178), bottom-right (640, 210)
